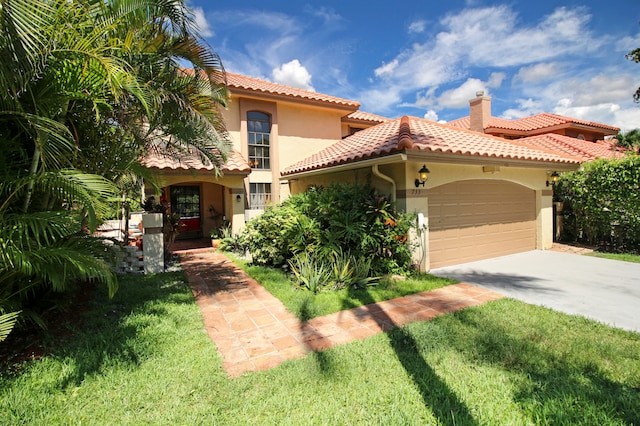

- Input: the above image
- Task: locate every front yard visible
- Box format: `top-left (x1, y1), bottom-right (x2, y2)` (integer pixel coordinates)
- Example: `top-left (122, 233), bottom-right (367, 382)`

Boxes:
top-left (1, 265), bottom-right (639, 424)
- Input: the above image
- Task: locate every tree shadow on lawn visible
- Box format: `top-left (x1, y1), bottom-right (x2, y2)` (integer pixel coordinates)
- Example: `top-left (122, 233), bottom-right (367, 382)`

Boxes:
top-left (443, 304), bottom-right (640, 424)
top-left (340, 287), bottom-right (479, 426)
top-left (2, 272), bottom-right (195, 390)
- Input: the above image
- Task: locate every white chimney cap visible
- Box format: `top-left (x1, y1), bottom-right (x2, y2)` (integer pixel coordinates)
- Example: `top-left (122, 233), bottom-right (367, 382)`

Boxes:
top-left (476, 90), bottom-right (485, 97)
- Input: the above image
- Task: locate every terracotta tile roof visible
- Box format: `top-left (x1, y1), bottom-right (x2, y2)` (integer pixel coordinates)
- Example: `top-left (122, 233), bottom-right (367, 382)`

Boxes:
top-left (448, 112), bottom-right (619, 134)
top-left (343, 110), bottom-right (391, 124)
top-left (226, 72), bottom-right (360, 109)
top-left (519, 134), bottom-right (624, 161)
top-left (283, 116), bottom-right (585, 176)
top-left (514, 113), bottom-right (620, 133)
top-left (144, 147), bottom-right (250, 174)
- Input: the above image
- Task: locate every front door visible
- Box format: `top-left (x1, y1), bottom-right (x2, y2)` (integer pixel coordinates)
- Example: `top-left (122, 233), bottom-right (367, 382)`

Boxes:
top-left (170, 185), bottom-right (201, 239)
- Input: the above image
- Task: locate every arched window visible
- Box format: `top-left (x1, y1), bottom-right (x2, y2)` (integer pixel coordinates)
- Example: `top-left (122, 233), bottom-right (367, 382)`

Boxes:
top-left (247, 111), bottom-right (271, 169)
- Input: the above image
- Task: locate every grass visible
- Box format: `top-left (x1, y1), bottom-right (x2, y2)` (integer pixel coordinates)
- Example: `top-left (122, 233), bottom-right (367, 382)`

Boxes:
top-left (227, 254), bottom-right (456, 320)
top-left (588, 251), bottom-right (640, 263)
top-left (1, 268), bottom-right (639, 425)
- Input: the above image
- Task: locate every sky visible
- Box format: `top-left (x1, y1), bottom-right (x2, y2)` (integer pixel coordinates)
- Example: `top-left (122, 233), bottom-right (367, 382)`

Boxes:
top-left (188, 0), bottom-right (640, 131)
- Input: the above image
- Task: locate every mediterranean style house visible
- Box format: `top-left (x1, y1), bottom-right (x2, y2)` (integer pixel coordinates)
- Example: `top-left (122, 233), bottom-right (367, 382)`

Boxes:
top-left (145, 74), bottom-right (622, 271)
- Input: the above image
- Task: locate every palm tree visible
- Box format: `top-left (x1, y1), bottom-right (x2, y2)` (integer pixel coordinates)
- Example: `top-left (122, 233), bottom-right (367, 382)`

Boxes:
top-left (615, 129), bottom-right (640, 152)
top-left (0, 0), bottom-right (229, 337)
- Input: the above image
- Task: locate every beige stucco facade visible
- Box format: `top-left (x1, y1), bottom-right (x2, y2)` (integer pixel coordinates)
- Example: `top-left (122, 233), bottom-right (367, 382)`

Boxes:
top-left (222, 96), bottom-right (351, 206)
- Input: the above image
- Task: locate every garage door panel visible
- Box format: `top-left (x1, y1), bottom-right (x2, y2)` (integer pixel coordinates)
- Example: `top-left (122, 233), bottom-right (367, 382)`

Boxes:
top-left (429, 180), bottom-right (536, 268)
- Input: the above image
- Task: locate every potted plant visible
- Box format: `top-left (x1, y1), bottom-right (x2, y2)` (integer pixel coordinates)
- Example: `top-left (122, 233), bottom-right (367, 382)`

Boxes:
top-left (209, 228), bottom-right (222, 249)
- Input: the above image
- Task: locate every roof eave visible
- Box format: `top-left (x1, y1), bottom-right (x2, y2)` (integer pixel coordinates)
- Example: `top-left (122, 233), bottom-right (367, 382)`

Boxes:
top-left (404, 151), bottom-right (582, 171)
top-left (281, 153), bottom-right (408, 180)
top-left (229, 87), bottom-right (360, 112)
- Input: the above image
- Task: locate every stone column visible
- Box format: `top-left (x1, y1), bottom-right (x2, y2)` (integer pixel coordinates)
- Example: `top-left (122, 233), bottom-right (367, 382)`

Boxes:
top-left (142, 213), bottom-right (164, 274)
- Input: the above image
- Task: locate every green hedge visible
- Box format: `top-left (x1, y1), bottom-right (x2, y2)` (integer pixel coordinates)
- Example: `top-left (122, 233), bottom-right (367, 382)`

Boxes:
top-left (555, 155), bottom-right (640, 252)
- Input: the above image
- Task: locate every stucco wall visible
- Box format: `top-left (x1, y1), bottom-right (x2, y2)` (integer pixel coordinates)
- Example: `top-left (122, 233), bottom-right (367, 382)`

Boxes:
top-left (222, 96), bottom-right (348, 204)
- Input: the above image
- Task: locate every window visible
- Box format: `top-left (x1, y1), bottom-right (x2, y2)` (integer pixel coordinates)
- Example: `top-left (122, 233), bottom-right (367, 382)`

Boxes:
top-left (250, 183), bottom-right (271, 209)
top-left (170, 186), bottom-right (200, 218)
top-left (248, 111), bottom-right (271, 169)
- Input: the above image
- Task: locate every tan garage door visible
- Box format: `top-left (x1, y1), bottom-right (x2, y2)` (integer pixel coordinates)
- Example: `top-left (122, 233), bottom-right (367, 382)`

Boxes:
top-left (428, 180), bottom-right (536, 268)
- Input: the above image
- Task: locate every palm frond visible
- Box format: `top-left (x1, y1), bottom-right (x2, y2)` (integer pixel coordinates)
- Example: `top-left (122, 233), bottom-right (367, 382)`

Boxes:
top-left (0, 311), bottom-right (21, 342)
top-left (0, 0), bottom-right (53, 96)
top-left (0, 111), bottom-right (76, 172)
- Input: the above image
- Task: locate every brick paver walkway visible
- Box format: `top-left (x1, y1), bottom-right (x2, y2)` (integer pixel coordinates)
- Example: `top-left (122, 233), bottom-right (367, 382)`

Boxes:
top-left (179, 249), bottom-right (503, 378)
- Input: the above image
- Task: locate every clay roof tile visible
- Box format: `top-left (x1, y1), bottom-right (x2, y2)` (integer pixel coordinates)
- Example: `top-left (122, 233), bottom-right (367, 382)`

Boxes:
top-left (283, 116), bottom-right (596, 176)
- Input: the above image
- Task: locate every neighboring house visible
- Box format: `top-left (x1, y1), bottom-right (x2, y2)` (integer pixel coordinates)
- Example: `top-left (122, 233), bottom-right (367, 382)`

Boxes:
top-left (146, 74), bottom-right (622, 270)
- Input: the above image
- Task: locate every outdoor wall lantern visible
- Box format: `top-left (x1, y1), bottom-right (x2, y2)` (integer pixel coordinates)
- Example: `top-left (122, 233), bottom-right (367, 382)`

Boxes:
top-left (236, 194), bottom-right (242, 202)
top-left (546, 171), bottom-right (559, 187)
top-left (414, 164), bottom-right (430, 187)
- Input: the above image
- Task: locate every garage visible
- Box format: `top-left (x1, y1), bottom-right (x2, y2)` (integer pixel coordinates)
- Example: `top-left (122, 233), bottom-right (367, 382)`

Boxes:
top-left (428, 180), bottom-right (536, 268)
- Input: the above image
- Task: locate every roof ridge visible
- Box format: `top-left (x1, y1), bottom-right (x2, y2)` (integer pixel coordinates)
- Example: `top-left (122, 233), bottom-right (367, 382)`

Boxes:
top-left (397, 116), bottom-right (414, 150)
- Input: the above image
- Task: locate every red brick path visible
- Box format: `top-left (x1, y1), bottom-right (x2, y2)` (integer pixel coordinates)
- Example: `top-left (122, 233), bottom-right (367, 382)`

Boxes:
top-left (179, 249), bottom-right (503, 377)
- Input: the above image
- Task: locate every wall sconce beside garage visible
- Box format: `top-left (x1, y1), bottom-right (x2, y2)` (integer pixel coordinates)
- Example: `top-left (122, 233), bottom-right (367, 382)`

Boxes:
top-left (414, 164), bottom-right (430, 187)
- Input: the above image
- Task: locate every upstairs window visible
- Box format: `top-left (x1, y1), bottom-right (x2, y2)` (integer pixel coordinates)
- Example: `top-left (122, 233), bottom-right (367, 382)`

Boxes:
top-left (248, 111), bottom-right (271, 169)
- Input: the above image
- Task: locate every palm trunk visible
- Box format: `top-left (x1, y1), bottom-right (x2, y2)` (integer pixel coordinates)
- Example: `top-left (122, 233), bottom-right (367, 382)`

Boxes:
top-left (21, 145), bottom-right (41, 213)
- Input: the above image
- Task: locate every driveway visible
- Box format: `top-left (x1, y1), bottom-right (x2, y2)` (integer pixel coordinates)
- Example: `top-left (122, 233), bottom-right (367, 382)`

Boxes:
top-left (430, 250), bottom-right (640, 333)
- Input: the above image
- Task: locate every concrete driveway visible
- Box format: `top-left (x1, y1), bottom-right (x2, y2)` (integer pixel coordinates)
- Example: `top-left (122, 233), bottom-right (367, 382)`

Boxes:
top-left (430, 250), bottom-right (640, 333)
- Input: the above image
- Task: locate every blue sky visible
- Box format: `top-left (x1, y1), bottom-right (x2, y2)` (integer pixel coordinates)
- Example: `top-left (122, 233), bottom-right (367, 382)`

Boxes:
top-left (188, 0), bottom-right (640, 131)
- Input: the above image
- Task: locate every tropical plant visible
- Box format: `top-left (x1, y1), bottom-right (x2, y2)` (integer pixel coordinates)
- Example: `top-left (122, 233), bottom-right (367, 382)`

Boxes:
top-left (288, 252), bottom-right (331, 294)
top-left (615, 129), bottom-right (640, 152)
top-left (241, 182), bottom-right (415, 277)
top-left (0, 0), bottom-right (229, 336)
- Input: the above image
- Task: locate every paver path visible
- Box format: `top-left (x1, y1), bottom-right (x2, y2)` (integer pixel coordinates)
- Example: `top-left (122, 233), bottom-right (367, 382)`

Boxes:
top-left (179, 249), bottom-right (503, 377)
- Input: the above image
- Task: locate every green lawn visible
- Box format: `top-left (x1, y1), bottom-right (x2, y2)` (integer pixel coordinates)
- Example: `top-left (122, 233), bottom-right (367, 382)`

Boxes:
top-left (1, 269), bottom-right (639, 425)
top-left (228, 254), bottom-right (456, 320)
top-left (588, 251), bottom-right (640, 264)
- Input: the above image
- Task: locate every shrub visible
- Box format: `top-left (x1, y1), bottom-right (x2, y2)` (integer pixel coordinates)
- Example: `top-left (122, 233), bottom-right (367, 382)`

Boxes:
top-left (241, 182), bottom-right (415, 279)
top-left (555, 155), bottom-right (640, 252)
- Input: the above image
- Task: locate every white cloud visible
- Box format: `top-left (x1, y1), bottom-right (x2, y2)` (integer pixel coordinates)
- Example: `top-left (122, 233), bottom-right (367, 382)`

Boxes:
top-left (424, 109), bottom-right (439, 121)
top-left (272, 59), bottom-right (315, 91)
top-left (515, 63), bottom-right (560, 83)
top-left (437, 73), bottom-right (504, 109)
top-left (374, 60), bottom-right (399, 79)
top-left (408, 20), bottom-right (426, 34)
top-left (501, 98), bottom-right (543, 119)
top-left (360, 5), bottom-right (601, 113)
top-left (486, 72), bottom-right (505, 88)
top-left (616, 33), bottom-right (640, 52)
top-left (437, 6), bottom-right (598, 67)
top-left (359, 88), bottom-right (403, 114)
top-left (309, 6), bottom-right (343, 25)
top-left (549, 73), bottom-right (638, 106)
top-left (192, 7), bottom-right (213, 37)
top-left (438, 78), bottom-right (487, 108)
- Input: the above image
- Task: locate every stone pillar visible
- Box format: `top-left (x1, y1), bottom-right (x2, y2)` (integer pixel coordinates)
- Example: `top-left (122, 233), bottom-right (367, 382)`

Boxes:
top-left (142, 213), bottom-right (164, 274)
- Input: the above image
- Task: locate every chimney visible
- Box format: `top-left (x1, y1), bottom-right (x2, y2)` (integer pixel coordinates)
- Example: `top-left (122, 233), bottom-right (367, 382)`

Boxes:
top-left (469, 90), bottom-right (491, 133)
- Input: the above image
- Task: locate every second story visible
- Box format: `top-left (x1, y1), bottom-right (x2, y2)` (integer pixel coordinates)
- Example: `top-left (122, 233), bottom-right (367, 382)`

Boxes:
top-left (221, 73), bottom-right (383, 209)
